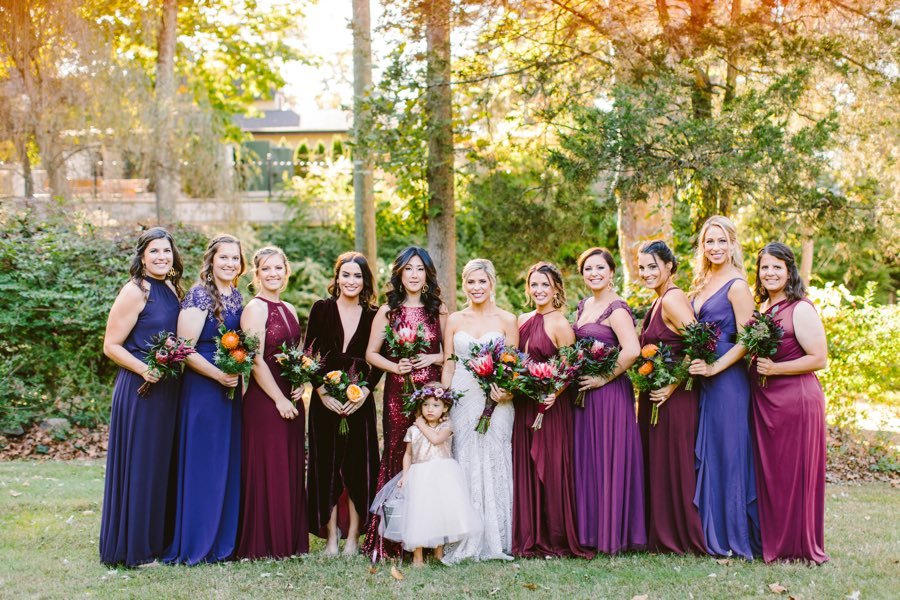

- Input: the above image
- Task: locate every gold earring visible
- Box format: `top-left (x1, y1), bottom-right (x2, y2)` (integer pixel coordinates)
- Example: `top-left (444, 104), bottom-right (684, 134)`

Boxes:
top-left (423, 284), bottom-right (429, 293)
top-left (168, 268), bottom-right (176, 278)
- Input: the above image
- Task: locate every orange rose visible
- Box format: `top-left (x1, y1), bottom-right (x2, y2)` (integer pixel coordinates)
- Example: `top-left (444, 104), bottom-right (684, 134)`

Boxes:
top-left (638, 361), bottom-right (654, 376)
top-left (641, 344), bottom-right (659, 359)
top-left (221, 331), bottom-right (240, 350)
top-left (301, 356), bottom-right (313, 368)
top-left (325, 370), bottom-right (342, 383)
top-left (346, 384), bottom-right (365, 403)
top-left (500, 352), bottom-right (517, 364)
top-left (230, 348), bottom-right (248, 363)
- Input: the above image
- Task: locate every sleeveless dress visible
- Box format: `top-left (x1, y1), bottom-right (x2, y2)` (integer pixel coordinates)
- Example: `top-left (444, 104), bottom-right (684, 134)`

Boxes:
top-left (235, 297), bottom-right (308, 559)
top-left (163, 285), bottom-right (243, 565)
top-left (512, 312), bottom-right (592, 559)
top-left (362, 305), bottom-right (442, 561)
top-left (637, 288), bottom-right (707, 555)
top-left (442, 330), bottom-right (514, 564)
top-left (573, 299), bottom-right (646, 554)
top-left (370, 421), bottom-right (482, 551)
top-left (751, 298), bottom-right (828, 564)
top-left (305, 298), bottom-right (383, 539)
top-left (692, 278), bottom-right (761, 559)
top-left (100, 277), bottom-right (180, 566)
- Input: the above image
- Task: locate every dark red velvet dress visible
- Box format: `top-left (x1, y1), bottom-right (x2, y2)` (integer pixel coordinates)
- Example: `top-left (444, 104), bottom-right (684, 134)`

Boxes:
top-left (236, 298), bottom-right (308, 559)
top-left (637, 288), bottom-right (706, 555)
top-left (305, 298), bottom-right (383, 539)
top-left (751, 298), bottom-right (828, 564)
top-left (362, 306), bottom-right (442, 561)
top-left (511, 312), bottom-right (592, 559)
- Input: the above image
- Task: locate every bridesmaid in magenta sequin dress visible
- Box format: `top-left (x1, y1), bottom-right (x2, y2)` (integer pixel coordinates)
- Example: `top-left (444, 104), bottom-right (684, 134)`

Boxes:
top-left (236, 247), bottom-right (308, 559)
top-left (362, 247), bottom-right (446, 561)
top-left (512, 262), bottom-right (592, 559)
top-left (635, 241), bottom-right (706, 555)
top-left (751, 243), bottom-right (829, 565)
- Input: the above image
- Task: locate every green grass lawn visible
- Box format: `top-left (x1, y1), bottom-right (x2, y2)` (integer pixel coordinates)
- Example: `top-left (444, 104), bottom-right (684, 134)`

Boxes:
top-left (0, 460), bottom-right (896, 599)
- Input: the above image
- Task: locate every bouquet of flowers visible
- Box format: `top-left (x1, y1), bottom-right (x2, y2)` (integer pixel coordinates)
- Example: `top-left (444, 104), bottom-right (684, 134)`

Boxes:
top-left (322, 368), bottom-right (369, 435)
top-left (213, 325), bottom-right (260, 399)
top-left (384, 322), bottom-right (431, 395)
top-left (402, 384), bottom-right (464, 417)
top-left (738, 309), bottom-right (785, 388)
top-left (563, 338), bottom-right (621, 408)
top-left (629, 343), bottom-right (688, 426)
top-left (515, 352), bottom-right (577, 430)
top-left (452, 338), bottom-right (528, 434)
top-left (680, 321), bottom-right (721, 391)
top-left (138, 331), bottom-right (196, 397)
top-left (274, 343), bottom-right (323, 398)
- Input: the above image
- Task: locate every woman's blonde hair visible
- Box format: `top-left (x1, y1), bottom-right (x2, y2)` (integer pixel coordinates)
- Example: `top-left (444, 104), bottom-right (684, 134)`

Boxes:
top-left (690, 215), bottom-right (745, 296)
top-left (251, 246), bottom-right (291, 294)
top-left (461, 258), bottom-right (498, 304)
top-left (199, 234), bottom-right (246, 322)
top-left (525, 261), bottom-right (566, 309)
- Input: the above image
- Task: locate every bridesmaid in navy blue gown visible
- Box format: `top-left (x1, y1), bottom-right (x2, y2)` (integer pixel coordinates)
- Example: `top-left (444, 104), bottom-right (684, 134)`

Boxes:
top-left (687, 216), bottom-right (761, 559)
top-left (100, 228), bottom-right (185, 566)
top-left (164, 234), bottom-right (246, 565)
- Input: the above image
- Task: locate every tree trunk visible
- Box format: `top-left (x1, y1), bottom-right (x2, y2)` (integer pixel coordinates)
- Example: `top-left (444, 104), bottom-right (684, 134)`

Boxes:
top-left (18, 139), bottom-right (33, 199)
top-left (352, 0), bottom-right (377, 264)
top-left (724, 0), bottom-right (741, 106)
top-left (154, 0), bottom-right (179, 225)
top-left (800, 236), bottom-right (814, 286)
top-left (617, 185), bottom-right (674, 288)
top-left (424, 0), bottom-right (456, 310)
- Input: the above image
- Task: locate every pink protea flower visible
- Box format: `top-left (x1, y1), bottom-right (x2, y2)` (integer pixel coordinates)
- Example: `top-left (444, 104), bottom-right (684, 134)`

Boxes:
top-left (395, 326), bottom-right (417, 345)
top-left (527, 361), bottom-right (554, 379)
top-left (470, 353), bottom-right (495, 377)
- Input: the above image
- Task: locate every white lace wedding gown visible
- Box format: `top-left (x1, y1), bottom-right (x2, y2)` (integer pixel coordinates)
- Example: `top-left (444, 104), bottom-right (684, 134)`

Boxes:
top-left (441, 331), bottom-right (514, 563)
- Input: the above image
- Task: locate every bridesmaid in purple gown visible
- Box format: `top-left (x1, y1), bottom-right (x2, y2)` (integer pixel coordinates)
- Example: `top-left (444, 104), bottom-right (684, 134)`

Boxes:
top-left (572, 248), bottom-right (645, 554)
top-left (687, 217), bottom-right (761, 559)
top-left (100, 228), bottom-right (184, 566)
top-left (751, 243), bottom-right (829, 564)
top-left (362, 247), bottom-right (446, 561)
top-left (236, 247), bottom-right (308, 559)
top-left (306, 252), bottom-right (383, 556)
top-left (512, 262), bottom-right (592, 559)
top-left (164, 235), bottom-right (245, 565)
top-left (636, 241), bottom-right (706, 555)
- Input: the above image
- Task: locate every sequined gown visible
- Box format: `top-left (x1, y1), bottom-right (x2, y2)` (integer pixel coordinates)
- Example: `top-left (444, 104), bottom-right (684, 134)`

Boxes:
top-left (362, 305), bottom-right (442, 561)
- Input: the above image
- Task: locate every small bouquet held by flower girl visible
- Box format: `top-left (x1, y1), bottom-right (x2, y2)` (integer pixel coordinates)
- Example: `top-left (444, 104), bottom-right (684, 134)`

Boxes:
top-left (213, 325), bottom-right (260, 399)
top-left (274, 343), bottom-right (323, 398)
top-left (138, 331), bottom-right (196, 397)
top-left (453, 338), bottom-right (527, 433)
top-left (384, 322), bottom-right (431, 395)
top-left (562, 338), bottom-right (621, 408)
top-left (680, 321), bottom-right (721, 391)
top-left (516, 352), bottom-right (577, 430)
top-left (629, 343), bottom-right (688, 426)
top-left (321, 368), bottom-right (368, 435)
top-left (738, 309), bottom-right (785, 388)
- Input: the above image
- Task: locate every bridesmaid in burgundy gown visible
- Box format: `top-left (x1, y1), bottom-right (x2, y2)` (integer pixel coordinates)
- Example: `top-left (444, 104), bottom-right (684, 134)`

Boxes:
top-left (635, 241), bottom-right (706, 555)
top-left (751, 243), bottom-right (829, 564)
top-left (306, 252), bottom-right (383, 556)
top-left (362, 247), bottom-right (446, 561)
top-left (512, 262), bottom-right (592, 559)
top-left (236, 247), bottom-right (308, 559)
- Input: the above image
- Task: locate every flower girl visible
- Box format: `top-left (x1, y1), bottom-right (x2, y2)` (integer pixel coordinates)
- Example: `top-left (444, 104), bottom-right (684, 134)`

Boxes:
top-left (370, 383), bottom-right (482, 565)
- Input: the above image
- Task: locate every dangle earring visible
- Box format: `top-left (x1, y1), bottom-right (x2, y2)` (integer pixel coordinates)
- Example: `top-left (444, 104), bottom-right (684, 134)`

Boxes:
top-left (422, 284), bottom-right (429, 294)
top-left (168, 268), bottom-right (176, 278)
top-left (207, 272), bottom-right (213, 282)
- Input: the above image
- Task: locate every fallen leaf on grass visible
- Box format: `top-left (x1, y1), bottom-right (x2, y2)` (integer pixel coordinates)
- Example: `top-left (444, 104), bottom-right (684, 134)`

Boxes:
top-left (846, 592), bottom-right (860, 600)
top-left (716, 558), bottom-right (732, 565)
top-left (632, 595), bottom-right (649, 600)
top-left (368, 566), bottom-right (378, 575)
top-left (769, 583), bottom-right (788, 594)
top-left (523, 583), bottom-right (538, 591)
top-left (390, 565), bottom-right (404, 581)
top-left (9, 490), bottom-right (21, 497)
top-left (260, 573), bottom-right (272, 578)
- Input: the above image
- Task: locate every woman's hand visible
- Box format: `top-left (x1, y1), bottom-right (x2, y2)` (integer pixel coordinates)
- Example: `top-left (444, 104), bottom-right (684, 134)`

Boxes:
top-left (275, 398), bottom-right (299, 420)
top-left (395, 358), bottom-right (414, 376)
top-left (397, 474), bottom-right (406, 488)
top-left (342, 388), bottom-right (369, 416)
top-left (217, 371), bottom-right (240, 388)
top-left (415, 416), bottom-right (428, 430)
top-left (578, 374), bottom-right (608, 392)
top-left (489, 383), bottom-right (513, 403)
top-left (541, 391), bottom-right (558, 410)
top-left (649, 383), bottom-right (677, 406)
top-left (140, 366), bottom-right (161, 384)
top-left (755, 357), bottom-right (779, 377)
top-left (688, 359), bottom-right (716, 377)
top-left (290, 386), bottom-right (304, 404)
top-left (411, 353), bottom-right (441, 370)
top-left (318, 387), bottom-right (345, 414)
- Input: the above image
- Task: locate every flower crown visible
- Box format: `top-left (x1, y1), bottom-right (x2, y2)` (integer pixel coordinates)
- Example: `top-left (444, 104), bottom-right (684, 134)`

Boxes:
top-left (402, 385), bottom-right (463, 417)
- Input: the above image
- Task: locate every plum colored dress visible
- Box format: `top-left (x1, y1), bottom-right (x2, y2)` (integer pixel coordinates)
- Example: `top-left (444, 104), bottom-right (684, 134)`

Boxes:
top-left (573, 299), bottom-right (646, 554)
top-left (751, 298), bottom-right (828, 565)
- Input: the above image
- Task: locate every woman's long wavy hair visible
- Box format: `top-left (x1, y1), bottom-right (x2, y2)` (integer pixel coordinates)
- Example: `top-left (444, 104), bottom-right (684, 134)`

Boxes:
top-left (128, 227), bottom-right (185, 300)
top-left (754, 242), bottom-right (806, 304)
top-left (198, 234), bottom-right (246, 323)
top-left (690, 215), bottom-right (745, 297)
top-left (328, 251), bottom-right (377, 309)
top-left (385, 246), bottom-right (442, 321)
top-left (525, 261), bottom-right (567, 309)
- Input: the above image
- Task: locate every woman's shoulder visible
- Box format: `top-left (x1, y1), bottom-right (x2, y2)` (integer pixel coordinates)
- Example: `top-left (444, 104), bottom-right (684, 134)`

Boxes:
top-left (181, 284), bottom-right (212, 310)
top-left (517, 310), bottom-right (536, 327)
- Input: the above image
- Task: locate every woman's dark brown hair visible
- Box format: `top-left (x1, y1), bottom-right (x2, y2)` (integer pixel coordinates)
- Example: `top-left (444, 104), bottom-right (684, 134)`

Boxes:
top-left (525, 261), bottom-right (567, 309)
top-left (128, 227), bottom-right (185, 300)
top-left (328, 251), bottom-right (377, 309)
top-left (754, 242), bottom-right (806, 304)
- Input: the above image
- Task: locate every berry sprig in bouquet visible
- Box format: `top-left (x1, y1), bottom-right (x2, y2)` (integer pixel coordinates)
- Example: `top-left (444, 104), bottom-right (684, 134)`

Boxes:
top-left (384, 322), bottom-right (431, 395)
top-left (322, 368), bottom-right (369, 435)
top-left (629, 343), bottom-right (688, 426)
top-left (738, 309), bottom-right (785, 388)
top-left (214, 325), bottom-right (260, 399)
top-left (138, 331), bottom-right (196, 397)
top-left (680, 321), bottom-right (721, 391)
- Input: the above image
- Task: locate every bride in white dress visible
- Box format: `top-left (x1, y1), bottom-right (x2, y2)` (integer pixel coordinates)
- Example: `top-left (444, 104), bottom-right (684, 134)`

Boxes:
top-left (441, 259), bottom-right (519, 563)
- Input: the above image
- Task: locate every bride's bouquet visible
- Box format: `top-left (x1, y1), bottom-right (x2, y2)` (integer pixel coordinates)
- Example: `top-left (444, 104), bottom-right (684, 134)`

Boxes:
top-left (452, 338), bottom-right (527, 434)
